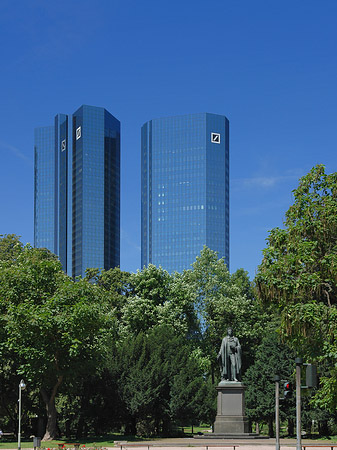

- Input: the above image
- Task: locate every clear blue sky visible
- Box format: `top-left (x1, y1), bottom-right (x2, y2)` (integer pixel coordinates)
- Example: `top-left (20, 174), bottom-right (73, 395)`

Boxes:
top-left (1, 0), bottom-right (336, 279)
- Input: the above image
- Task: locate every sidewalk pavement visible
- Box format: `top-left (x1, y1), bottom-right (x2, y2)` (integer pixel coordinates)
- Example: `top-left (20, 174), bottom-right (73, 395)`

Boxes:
top-left (3, 438), bottom-right (337, 450)
top-left (112, 437), bottom-right (337, 450)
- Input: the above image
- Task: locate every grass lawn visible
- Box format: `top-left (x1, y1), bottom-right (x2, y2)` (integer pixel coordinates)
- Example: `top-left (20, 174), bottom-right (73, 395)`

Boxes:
top-left (0, 435), bottom-right (144, 449)
top-left (0, 427), bottom-right (215, 448)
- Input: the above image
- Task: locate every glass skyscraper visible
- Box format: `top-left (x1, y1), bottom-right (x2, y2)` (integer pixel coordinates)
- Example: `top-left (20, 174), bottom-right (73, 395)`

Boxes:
top-left (34, 114), bottom-right (68, 271)
top-left (141, 112), bottom-right (229, 273)
top-left (34, 105), bottom-right (120, 278)
top-left (72, 105), bottom-right (120, 278)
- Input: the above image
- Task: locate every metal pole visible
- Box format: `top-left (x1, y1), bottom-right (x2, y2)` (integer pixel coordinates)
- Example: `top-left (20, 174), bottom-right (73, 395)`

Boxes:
top-left (295, 358), bottom-right (303, 450)
top-left (275, 375), bottom-right (280, 450)
top-left (17, 380), bottom-right (25, 450)
top-left (18, 384), bottom-right (22, 450)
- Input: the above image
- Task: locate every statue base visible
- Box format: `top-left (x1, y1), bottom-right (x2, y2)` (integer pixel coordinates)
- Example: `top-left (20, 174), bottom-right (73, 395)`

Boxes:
top-left (214, 381), bottom-right (249, 434)
top-left (195, 381), bottom-right (261, 439)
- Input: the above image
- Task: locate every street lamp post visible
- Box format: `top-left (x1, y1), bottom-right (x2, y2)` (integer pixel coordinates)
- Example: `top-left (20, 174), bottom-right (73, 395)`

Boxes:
top-left (18, 380), bottom-right (26, 450)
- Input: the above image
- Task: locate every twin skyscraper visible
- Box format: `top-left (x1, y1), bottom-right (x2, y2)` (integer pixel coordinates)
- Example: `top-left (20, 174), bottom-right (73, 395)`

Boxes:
top-left (34, 105), bottom-right (120, 278)
top-left (34, 105), bottom-right (229, 277)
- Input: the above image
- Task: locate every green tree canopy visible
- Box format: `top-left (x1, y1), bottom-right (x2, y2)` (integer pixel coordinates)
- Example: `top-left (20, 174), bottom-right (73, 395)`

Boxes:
top-left (0, 241), bottom-right (115, 440)
top-left (0, 234), bottom-right (23, 262)
top-left (110, 324), bottom-right (211, 436)
top-left (117, 264), bottom-right (197, 339)
top-left (243, 329), bottom-right (296, 436)
top-left (255, 165), bottom-right (337, 410)
top-left (183, 247), bottom-right (271, 377)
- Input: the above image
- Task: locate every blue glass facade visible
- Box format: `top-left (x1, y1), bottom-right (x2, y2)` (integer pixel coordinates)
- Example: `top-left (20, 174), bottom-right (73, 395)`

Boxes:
top-left (34, 115), bottom-right (69, 271)
top-left (34, 125), bottom-right (56, 253)
top-left (141, 113), bottom-right (229, 273)
top-left (72, 105), bottom-right (120, 278)
top-left (55, 114), bottom-right (68, 271)
top-left (34, 105), bottom-right (120, 278)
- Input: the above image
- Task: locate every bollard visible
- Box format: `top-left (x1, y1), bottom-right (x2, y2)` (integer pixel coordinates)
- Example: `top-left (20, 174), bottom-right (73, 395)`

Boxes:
top-left (33, 437), bottom-right (41, 450)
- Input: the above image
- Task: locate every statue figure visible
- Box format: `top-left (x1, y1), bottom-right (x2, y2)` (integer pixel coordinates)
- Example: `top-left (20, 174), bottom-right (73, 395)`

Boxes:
top-left (217, 327), bottom-right (242, 381)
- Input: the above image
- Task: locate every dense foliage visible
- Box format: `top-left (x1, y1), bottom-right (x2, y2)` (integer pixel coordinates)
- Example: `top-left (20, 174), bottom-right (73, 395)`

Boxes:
top-left (0, 238), bottom-right (114, 440)
top-left (243, 329), bottom-right (296, 436)
top-left (1, 178), bottom-right (336, 444)
top-left (0, 237), bottom-right (259, 439)
top-left (256, 165), bottom-right (337, 411)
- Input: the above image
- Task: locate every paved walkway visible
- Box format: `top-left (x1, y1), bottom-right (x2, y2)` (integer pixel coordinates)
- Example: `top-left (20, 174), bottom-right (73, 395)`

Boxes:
top-left (112, 437), bottom-right (337, 450)
top-left (3, 438), bottom-right (337, 450)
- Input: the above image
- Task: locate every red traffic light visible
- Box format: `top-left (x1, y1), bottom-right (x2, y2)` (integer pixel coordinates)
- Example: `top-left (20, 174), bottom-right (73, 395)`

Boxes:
top-left (284, 381), bottom-right (293, 398)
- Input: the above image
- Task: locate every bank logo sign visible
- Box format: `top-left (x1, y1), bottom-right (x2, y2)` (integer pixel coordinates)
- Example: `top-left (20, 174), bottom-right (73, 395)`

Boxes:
top-left (61, 139), bottom-right (66, 151)
top-left (211, 132), bottom-right (220, 144)
top-left (76, 126), bottom-right (82, 140)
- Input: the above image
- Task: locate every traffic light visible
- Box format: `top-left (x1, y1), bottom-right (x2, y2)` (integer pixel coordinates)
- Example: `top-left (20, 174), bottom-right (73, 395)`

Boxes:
top-left (306, 364), bottom-right (317, 388)
top-left (284, 381), bottom-right (293, 399)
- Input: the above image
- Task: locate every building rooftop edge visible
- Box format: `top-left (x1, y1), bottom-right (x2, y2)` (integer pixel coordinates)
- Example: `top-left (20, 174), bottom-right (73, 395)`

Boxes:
top-left (141, 112), bottom-right (229, 127)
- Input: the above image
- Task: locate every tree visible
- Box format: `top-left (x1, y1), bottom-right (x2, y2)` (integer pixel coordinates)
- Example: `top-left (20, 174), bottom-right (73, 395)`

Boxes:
top-left (0, 235), bottom-right (25, 433)
top-left (0, 242), bottom-right (114, 440)
top-left (0, 234), bottom-right (23, 262)
top-left (118, 264), bottom-right (197, 339)
top-left (111, 325), bottom-right (210, 436)
top-left (256, 165), bottom-right (337, 410)
top-left (243, 330), bottom-right (296, 436)
top-left (169, 355), bottom-right (214, 428)
top-left (183, 247), bottom-right (271, 379)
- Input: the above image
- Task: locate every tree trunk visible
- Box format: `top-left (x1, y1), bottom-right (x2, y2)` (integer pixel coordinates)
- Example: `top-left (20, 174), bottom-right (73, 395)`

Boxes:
top-left (38, 417), bottom-right (45, 438)
top-left (76, 416), bottom-right (84, 439)
top-left (65, 419), bottom-right (71, 439)
top-left (125, 417), bottom-right (136, 435)
top-left (154, 417), bottom-right (160, 435)
top-left (41, 376), bottom-right (63, 441)
top-left (41, 394), bottom-right (57, 440)
top-left (318, 420), bottom-right (329, 436)
top-left (76, 383), bottom-right (91, 439)
top-left (268, 416), bottom-right (274, 437)
top-left (288, 418), bottom-right (294, 436)
top-left (161, 417), bottom-right (171, 435)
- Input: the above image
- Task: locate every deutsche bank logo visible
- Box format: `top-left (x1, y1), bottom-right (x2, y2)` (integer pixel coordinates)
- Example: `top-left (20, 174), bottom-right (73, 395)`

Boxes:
top-left (76, 126), bottom-right (81, 140)
top-left (61, 139), bottom-right (66, 151)
top-left (211, 132), bottom-right (221, 144)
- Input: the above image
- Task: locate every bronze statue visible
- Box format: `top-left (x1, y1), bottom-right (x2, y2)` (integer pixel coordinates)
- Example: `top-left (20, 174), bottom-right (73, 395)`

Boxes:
top-left (217, 327), bottom-right (242, 381)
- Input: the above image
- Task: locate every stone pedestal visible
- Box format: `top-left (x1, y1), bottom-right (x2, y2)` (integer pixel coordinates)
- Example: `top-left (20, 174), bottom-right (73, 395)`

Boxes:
top-left (195, 380), bottom-right (263, 439)
top-left (213, 381), bottom-right (249, 434)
